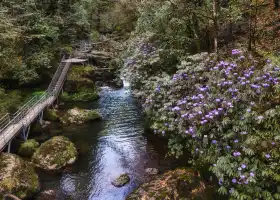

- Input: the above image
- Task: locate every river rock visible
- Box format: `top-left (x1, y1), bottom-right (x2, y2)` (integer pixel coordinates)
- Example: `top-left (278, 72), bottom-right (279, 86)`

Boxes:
top-left (145, 168), bottom-right (159, 175)
top-left (126, 168), bottom-right (206, 200)
top-left (111, 77), bottom-right (124, 88)
top-left (111, 173), bottom-right (130, 187)
top-left (31, 136), bottom-right (78, 171)
top-left (36, 190), bottom-right (56, 200)
top-left (60, 107), bottom-right (101, 124)
top-left (0, 153), bottom-right (40, 199)
top-left (18, 139), bottom-right (40, 157)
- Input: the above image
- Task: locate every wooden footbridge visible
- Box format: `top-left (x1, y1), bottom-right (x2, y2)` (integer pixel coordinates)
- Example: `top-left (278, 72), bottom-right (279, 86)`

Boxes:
top-left (0, 52), bottom-right (88, 152)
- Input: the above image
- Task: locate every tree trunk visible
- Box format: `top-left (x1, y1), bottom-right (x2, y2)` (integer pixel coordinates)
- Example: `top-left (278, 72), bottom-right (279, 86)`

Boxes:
top-left (212, 0), bottom-right (219, 54)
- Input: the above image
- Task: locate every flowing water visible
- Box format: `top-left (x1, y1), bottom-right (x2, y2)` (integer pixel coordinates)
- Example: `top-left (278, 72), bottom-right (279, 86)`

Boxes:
top-left (38, 83), bottom-right (182, 200)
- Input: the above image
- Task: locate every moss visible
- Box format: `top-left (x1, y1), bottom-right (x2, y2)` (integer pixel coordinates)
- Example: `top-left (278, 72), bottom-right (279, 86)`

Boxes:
top-left (86, 110), bottom-right (102, 121)
top-left (61, 89), bottom-right (99, 102)
top-left (18, 139), bottom-right (40, 157)
top-left (31, 136), bottom-right (78, 170)
top-left (45, 109), bottom-right (59, 121)
top-left (0, 153), bottom-right (40, 199)
top-left (60, 108), bottom-right (101, 124)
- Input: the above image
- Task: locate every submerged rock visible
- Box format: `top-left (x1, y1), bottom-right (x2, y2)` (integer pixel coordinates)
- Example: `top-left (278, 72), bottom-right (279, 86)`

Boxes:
top-left (111, 173), bottom-right (130, 187)
top-left (0, 153), bottom-right (40, 199)
top-left (126, 168), bottom-right (206, 200)
top-left (18, 139), bottom-right (40, 157)
top-left (145, 168), bottom-right (159, 175)
top-left (31, 136), bottom-right (78, 171)
top-left (60, 107), bottom-right (101, 124)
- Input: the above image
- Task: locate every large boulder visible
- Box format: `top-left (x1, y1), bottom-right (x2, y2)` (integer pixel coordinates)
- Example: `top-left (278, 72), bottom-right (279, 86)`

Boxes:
top-left (31, 136), bottom-right (78, 171)
top-left (18, 139), bottom-right (40, 157)
top-left (0, 153), bottom-right (40, 199)
top-left (60, 107), bottom-right (101, 124)
top-left (126, 168), bottom-right (206, 200)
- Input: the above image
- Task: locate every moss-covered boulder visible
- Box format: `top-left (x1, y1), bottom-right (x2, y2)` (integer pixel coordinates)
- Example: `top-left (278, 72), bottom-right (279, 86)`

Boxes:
top-left (0, 153), bottom-right (40, 199)
top-left (126, 168), bottom-right (206, 200)
top-left (111, 173), bottom-right (130, 187)
top-left (45, 109), bottom-right (59, 121)
top-left (31, 136), bottom-right (78, 171)
top-left (18, 139), bottom-right (40, 157)
top-left (60, 107), bottom-right (101, 124)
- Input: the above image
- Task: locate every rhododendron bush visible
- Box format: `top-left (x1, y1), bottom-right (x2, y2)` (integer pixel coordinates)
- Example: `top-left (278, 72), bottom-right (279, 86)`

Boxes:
top-left (125, 48), bottom-right (280, 199)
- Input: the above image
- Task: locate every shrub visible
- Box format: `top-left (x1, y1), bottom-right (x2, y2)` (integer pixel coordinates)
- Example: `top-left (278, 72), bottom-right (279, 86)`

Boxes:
top-left (141, 50), bottom-right (280, 199)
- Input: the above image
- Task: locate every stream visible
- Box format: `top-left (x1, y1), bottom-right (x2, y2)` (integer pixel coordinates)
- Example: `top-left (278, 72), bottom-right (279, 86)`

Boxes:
top-left (38, 82), bottom-right (182, 200)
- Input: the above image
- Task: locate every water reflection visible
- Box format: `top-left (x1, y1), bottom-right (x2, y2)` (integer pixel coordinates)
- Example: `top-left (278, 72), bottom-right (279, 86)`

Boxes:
top-left (40, 85), bottom-right (178, 200)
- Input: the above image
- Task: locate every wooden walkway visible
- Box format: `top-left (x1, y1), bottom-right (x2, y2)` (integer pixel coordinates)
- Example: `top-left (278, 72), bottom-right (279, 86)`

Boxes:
top-left (0, 55), bottom-right (73, 151)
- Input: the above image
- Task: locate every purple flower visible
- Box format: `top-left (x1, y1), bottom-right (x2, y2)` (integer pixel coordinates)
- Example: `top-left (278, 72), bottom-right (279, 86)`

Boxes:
top-left (226, 145), bottom-right (231, 149)
top-left (229, 188), bottom-right (234, 193)
top-left (244, 180), bottom-right (249, 184)
top-left (250, 172), bottom-right (255, 177)
top-left (233, 151), bottom-right (241, 157)
top-left (232, 49), bottom-right (242, 55)
top-left (239, 56), bottom-right (245, 59)
top-left (234, 139), bottom-right (239, 143)
top-left (271, 141), bottom-right (276, 145)
top-left (212, 140), bottom-right (217, 144)
top-left (265, 154), bottom-right (271, 158)
top-left (240, 175), bottom-right (245, 179)
top-left (232, 178), bottom-right (237, 183)
top-left (241, 164), bottom-right (246, 169)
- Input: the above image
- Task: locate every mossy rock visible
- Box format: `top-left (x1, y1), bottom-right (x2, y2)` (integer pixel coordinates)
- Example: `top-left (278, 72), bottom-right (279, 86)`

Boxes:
top-left (61, 90), bottom-right (99, 102)
top-left (18, 139), bottom-right (40, 157)
top-left (111, 173), bottom-right (130, 187)
top-left (60, 108), bottom-right (101, 124)
top-left (45, 109), bottom-right (59, 121)
top-left (126, 168), bottom-right (206, 200)
top-left (31, 136), bottom-right (78, 171)
top-left (0, 153), bottom-right (40, 199)
top-left (87, 110), bottom-right (102, 121)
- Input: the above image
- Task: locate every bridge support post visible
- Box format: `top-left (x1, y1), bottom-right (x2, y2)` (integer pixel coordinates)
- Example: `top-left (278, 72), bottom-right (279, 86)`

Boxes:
top-left (39, 111), bottom-right (44, 125)
top-left (21, 126), bottom-right (30, 141)
top-left (7, 140), bottom-right (11, 153)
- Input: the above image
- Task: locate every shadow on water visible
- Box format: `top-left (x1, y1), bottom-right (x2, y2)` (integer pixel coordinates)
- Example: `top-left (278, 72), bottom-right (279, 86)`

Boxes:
top-left (38, 85), bottom-right (183, 200)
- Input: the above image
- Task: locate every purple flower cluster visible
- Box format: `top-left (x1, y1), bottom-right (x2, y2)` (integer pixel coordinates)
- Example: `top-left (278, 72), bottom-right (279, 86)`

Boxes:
top-left (143, 51), bottom-right (280, 197)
